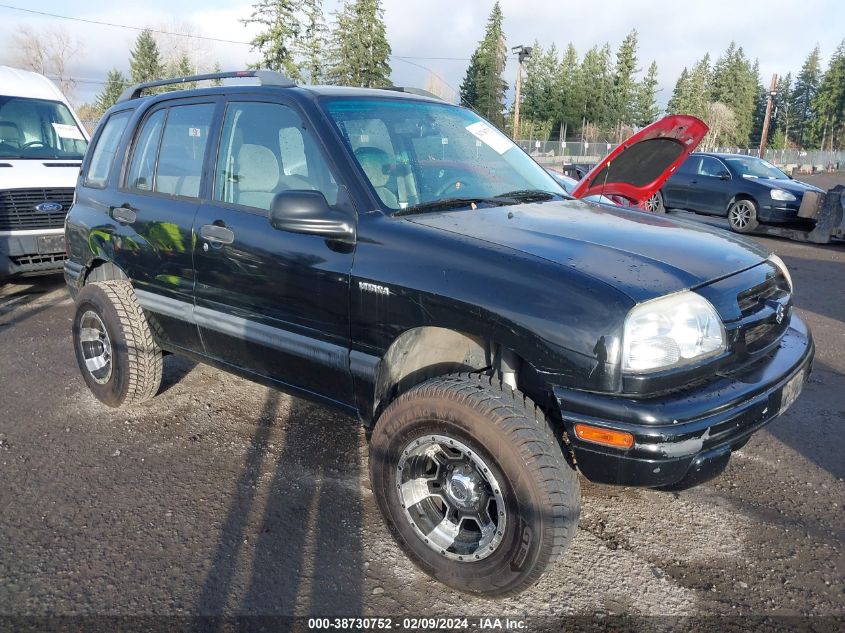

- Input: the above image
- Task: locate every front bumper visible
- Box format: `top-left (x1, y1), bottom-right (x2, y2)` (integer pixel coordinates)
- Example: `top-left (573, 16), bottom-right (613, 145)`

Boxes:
top-left (0, 230), bottom-right (66, 280)
top-left (556, 315), bottom-right (814, 489)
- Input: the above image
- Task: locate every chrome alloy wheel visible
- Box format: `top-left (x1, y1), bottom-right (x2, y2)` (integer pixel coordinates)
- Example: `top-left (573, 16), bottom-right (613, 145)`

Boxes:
top-left (644, 193), bottom-right (660, 212)
top-left (78, 310), bottom-right (113, 384)
top-left (729, 201), bottom-right (754, 229)
top-left (396, 434), bottom-right (506, 561)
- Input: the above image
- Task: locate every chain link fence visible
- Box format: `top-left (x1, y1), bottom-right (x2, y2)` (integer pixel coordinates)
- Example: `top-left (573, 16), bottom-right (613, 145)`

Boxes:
top-left (515, 139), bottom-right (845, 174)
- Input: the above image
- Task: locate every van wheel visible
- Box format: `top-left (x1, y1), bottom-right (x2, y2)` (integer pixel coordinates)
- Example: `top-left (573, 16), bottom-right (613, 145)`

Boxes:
top-left (727, 199), bottom-right (759, 233)
top-left (369, 373), bottom-right (580, 597)
top-left (72, 281), bottom-right (162, 407)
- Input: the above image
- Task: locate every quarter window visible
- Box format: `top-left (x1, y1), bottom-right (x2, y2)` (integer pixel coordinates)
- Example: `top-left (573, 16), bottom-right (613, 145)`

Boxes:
top-left (698, 156), bottom-right (725, 177)
top-left (214, 101), bottom-right (338, 211)
top-left (84, 110), bottom-right (130, 188)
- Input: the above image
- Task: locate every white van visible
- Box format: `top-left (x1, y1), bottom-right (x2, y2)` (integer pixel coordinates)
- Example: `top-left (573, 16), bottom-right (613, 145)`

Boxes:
top-left (0, 66), bottom-right (90, 281)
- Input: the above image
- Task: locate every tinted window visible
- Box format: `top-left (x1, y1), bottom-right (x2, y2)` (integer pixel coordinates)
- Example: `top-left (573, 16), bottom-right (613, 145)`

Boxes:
top-left (127, 109), bottom-right (165, 191)
top-left (214, 101), bottom-right (338, 211)
top-left (85, 110), bottom-right (130, 188)
top-left (155, 103), bottom-right (215, 197)
top-left (697, 156), bottom-right (724, 177)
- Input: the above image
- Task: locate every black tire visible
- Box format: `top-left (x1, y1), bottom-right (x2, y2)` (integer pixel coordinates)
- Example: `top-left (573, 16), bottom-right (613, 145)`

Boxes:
top-left (727, 198), bottom-right (760, 233)
top-left (645, 190), bottom-right (666, 213)
top-left (369, 373), bottom-right (580, 597)
top-left (72, 280), bottom-right (162, 407)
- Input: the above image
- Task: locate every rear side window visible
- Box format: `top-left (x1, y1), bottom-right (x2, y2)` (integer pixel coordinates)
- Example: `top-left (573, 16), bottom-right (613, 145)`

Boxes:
top-left (127, 110), bottom-right (165, 191)
top-left (155, 104), bottom-right (215, 197)
top-left (84, 111), bottom-right (130, 188)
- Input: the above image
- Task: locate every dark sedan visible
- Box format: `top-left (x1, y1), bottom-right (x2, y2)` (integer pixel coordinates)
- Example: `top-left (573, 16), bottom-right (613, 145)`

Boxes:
top-left (646, 152), bottom-right (825, 233)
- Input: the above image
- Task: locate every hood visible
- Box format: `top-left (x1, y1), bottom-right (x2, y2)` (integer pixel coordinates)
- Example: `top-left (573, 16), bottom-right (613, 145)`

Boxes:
top-left (571, 115), bottom-right (708, 206)
top-left (748, 176), bottom-right (825, 195)
top-left (0, 159), bottom-right (81, 189)
top-left (407, 199), bottom-right (768, 302)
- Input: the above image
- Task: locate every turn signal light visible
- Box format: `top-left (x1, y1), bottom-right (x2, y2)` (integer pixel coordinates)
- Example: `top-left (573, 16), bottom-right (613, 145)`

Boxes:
top-left (574, 424), bottom-right (635, 449)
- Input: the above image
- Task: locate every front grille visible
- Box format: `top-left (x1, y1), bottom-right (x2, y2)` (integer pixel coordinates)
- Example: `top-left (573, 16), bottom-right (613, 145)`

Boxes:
top-left (735, 272), bottom-right (791, 354)
top-left (11, 253), bottom-right (67, 266)
top-left (0, 188), bottom-right (74, 231)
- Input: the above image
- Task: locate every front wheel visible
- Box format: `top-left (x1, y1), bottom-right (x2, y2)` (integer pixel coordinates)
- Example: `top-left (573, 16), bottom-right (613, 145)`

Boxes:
top-left (727, 199), bottom-right (759, 233)
top-left (369, 374), bottom-right (580, 597)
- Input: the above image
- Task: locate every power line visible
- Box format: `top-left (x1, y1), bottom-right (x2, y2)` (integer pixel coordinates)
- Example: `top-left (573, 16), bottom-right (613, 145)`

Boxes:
top-left (0, 3), bottom-right (471, 61)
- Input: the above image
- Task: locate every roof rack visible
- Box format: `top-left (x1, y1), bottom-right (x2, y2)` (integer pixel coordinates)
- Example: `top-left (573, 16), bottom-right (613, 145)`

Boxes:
top-left (116, 69), bottom-right (296, 103)
top-left (383, 86), bottom-right (445, 101)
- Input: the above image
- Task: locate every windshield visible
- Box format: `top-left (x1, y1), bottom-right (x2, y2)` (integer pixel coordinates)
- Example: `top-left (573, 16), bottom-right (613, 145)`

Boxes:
top-left (725, 156), bottom-right (788, 180)
top-left (323, 98), bottom-right (564, 213)
top-left (0, 96), bottom-right (88, 160)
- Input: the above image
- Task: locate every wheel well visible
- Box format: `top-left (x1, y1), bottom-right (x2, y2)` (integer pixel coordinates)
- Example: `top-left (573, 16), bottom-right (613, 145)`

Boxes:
top-left (728, 193), bottom-right (757, 209)
top-left (372, 326), bottom-right (551, 420)
top-left (84, 260), bottom-right (128, 285)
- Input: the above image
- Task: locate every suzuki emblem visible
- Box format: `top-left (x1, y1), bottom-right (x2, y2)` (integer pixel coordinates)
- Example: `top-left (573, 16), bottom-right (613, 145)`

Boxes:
top-left (35, 201), bottom-right (63, 213)
top-left (775, 303), bottom-right (785, 325)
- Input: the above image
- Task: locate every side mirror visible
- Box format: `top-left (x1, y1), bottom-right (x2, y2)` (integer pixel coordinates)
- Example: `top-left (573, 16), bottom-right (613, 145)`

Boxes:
top-left (269, 190), bottom-right (355, 242)
top-left (718, 171), bottom-right (731, 180)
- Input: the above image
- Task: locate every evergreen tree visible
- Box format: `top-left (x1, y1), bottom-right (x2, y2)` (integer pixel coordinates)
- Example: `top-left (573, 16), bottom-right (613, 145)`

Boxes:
top-left (296, 0), bottom-right (329, 84)
top-left (326, 0), bottom-right (392, 88)
top-left (749, 79), bottom-right (771, 147)
top-left (211, 61), bottom-right (224, 87)
top-left (129, 29), bottom-right (163, 84)
top-left (774, 72), bottom-right (793, 146)
top-left (242, 0), bottom-right (303, 80)
top-left (166, 54), bottom-right (195, 91)
top-left (667, 67), bottom-right (692, 114)
top-left (579, 44), bottom-right (613, 130)
top-left (96, 68), bottom-right (128, 113)
top-left (811, 39), bottom-right (845, 150)
top-left (458, 1), bottom-right (508, 128)
top-left (687, 54), bottom-right (712, 119)
top-left (554, 43), bottom-right (582, 139)
top-left (790, 45), bottom-right (822, 147)
top-left (710, 43), bottom-right (758, 144)
top-left (610, 29), bottom-right (639, 126)
top-left (520, 41), bottom-right (559, 136)
top-left (634, 60), bottom-right (659, 126)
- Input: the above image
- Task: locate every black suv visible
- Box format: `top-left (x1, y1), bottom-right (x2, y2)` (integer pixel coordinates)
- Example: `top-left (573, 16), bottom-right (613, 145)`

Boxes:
top-left (64, 70), bottom-right (814, 597)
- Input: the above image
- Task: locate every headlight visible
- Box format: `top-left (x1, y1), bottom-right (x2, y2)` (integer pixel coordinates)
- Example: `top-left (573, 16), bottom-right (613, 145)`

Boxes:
top-left (770, 189), bottom-right (797, 202)
top-left (623, 291), bottom-right (726, 373)
top-left (767, 254), bottom-right (793, 291)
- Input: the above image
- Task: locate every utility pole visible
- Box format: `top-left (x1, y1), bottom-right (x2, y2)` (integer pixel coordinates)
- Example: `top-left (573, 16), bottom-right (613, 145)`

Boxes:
top-left (759, 73), bottom-right (778, 158)
top-left (511, 45), bottom-right (532, 140)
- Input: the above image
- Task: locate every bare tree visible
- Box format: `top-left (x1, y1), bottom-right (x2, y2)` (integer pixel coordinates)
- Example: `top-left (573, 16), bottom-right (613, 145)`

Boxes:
top-left (12, 26), bottom-right (82, 98)
top-left (702, 101), bottom-right (737, 151)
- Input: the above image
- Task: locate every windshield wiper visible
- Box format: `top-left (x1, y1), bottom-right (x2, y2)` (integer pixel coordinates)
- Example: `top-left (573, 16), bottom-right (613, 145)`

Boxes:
top-left (394, 196), bottom-right (517, 216)
top-left (494, 189), bottom-right (561, 203)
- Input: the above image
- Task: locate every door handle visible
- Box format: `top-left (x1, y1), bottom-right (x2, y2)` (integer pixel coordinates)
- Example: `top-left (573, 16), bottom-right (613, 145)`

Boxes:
top-left (200, 223), bottom-right (235, 244)
top-left (690, 179), bottom-right (698, 185)
top-left (110, 205), bottom-right (136, 224)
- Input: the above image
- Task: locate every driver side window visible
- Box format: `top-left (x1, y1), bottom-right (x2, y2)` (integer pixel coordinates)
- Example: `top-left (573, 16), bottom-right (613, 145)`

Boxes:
top-left (698, 156), bottom-right (724, 177)
top-left (214, 101), bottom-right (338, 212)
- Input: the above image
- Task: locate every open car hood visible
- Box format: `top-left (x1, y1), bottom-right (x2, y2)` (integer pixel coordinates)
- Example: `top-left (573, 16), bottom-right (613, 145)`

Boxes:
top-left (570, 115), bottom-right (708, 206)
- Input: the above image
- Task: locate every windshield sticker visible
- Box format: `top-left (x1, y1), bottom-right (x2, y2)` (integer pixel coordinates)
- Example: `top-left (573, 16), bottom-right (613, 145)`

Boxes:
top-left (51, 123), bottom-right (85, 141)
top-left (465, 121), bottom-right (512, 155)
top-left (189, 127), bottom-right (202, 137)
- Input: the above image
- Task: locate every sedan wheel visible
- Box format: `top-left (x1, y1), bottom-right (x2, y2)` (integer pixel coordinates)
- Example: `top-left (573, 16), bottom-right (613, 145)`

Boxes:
top-left (727, 199), bottom-right (759, 233)
top-left (644, 191), bottom-right (666, 213)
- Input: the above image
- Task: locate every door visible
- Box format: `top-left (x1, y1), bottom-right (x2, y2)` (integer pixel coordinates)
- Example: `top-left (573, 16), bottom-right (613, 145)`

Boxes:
top-left (661, 157), bottom-right (695, 209)
top-left (111, 98), bottom-right (219, 352)
top-left (193, 99), bottom-right (355, 405)
top-left (685, 155), bottom-right (734, 215)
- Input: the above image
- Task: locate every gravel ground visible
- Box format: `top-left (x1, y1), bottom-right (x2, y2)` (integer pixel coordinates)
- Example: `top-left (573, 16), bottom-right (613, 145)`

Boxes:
top-left (0, 174), bottom-right (843, 631)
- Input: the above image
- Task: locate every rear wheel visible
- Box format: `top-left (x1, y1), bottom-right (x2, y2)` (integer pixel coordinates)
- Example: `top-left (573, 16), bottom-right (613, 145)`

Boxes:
top-left (369, 373), bottom-right (580, 597)
top-left (72, 281), bottom-right (162, 407)
top-left (644, 190), bottom-right (666, 213)
top-left (727, 198), bottom-right (759, 233)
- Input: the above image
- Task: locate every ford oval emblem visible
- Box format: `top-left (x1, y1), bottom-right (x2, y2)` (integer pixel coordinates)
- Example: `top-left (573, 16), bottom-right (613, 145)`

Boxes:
top-left (35, 201), bottom-right (64, 213)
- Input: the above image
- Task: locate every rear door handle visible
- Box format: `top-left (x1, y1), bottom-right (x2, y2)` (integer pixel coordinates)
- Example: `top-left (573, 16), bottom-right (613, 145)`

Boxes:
top-left (110, 205), bottom-right (136, 224)
top-left (200, 223), bottom-right (235, 244)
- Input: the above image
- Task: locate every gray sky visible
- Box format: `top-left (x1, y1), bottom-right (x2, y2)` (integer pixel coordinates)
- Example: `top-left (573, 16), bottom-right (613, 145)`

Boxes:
top-left (0, 0), bottom-right (842, 106)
